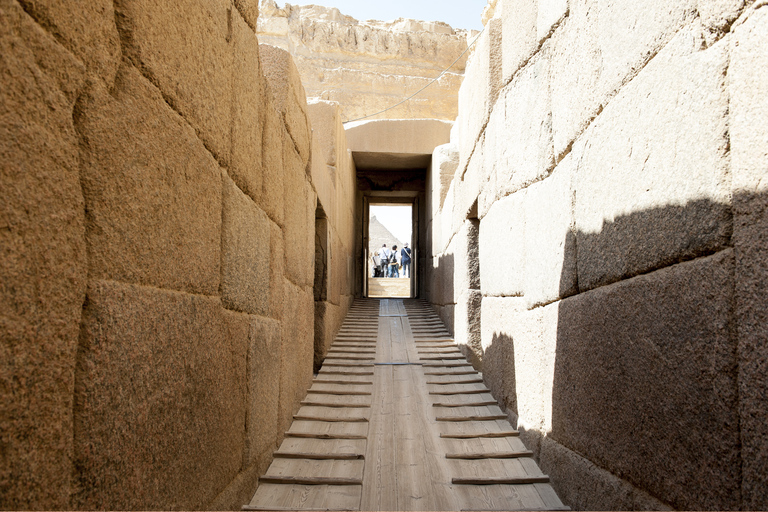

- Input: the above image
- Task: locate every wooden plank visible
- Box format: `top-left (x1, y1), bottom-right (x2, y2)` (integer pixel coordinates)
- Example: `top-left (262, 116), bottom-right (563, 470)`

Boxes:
top-left (361, 366), bottom-right (397, 511)
top-left (436, 415), bottom-right (507, 422)
top-left (274, 452), bottom-right (364, 460)
top-left (429, 389), bottom-right (491, 395)
top-left (424, 370), bottom-right (478, 376)
top-left (260, 476), bottom-right (362, 486)
top-left (452, 476), bottom-right (550, 485)
top-left (420, 355), bottom-right (465, 360)
top-left (245, 483), bottom-right (361, 511)
top-left (313, 379), bottom-right (374, 385)
top-left (427, 378), bottom-right (484, 385)
top-left (445, 450), bottom-right (534, 459)
top-left (307, 390), bottom-right (372, 396)
top-left (275, 438), bottom-right (366, 458)
top-left (433, 401), bottom-right (498, 408)
top-left (287, 420), bottom-right (368, 439)
top-left (440, 431), bottom-right (520, 439)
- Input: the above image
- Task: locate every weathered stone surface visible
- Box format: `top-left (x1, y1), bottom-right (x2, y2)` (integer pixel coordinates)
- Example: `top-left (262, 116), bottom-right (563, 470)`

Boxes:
top-left (17, 0), bottom-right (120, 85)
top-left (261, 104), bottom-right (285, 227)
top-left (454, 290), bottom-right (482, 365)
top-left (115, 0), bottom-right (233, 164)
top-left (698, 0), bottom-right (746, 32)
top-left (231, 8), bottom-right (265, 204)
top-left (539, 436), bottom-right (674, 511)
top-left (283, 141), bottom-right (316, 288)
top-left (537, 0), bottom-right (568, 41)
top-left (573, 26), bottom-right (731, 292)
top-left (78, 64), bottom-right (222, 296)
top-left (0, 3), bottom-right (86, 507)
top-left (257, 1), bottom-right (473, 122)
top-left (552, 251), bottom-right (739, 510)
top-left (453, 219), bottom-right (480, 296)
top-left (550, 0), bottom-right (696, 157)
top-left (307, 100), bottom-right (342, 217)
top-left (234, 0), bottom-right (259, 31)
top-left (486, 48), bottom-right (553, 204)
top-left (75, 280), bottom-right (246, 510)
top-left (221, 171), bottom-right (271, 316)
top-left (499, 0), bottom-right (537, 84)
top-left (431, 143), bottom-right (460, 216)
top-left (522, 156), bottom-right (576, 309)
top-left (245, 315), bottom-right (281, 467)
top-left (730, 7), bottom-right (768, 508)
top-left (479, 193), bottom-right (526, 297)
top-left (269, 221), bottom-right (285, 319)
top-left (260, 44), bottom-right (311, 168)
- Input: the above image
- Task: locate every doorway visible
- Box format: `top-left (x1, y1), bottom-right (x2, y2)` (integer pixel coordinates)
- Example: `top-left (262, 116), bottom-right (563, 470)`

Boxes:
top-left (365, 200), bottom-right (416, 298)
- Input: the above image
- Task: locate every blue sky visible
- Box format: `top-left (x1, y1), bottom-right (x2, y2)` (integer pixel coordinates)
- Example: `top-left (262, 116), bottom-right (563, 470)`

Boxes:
top-left (295, 0), bottom-right (486, 31)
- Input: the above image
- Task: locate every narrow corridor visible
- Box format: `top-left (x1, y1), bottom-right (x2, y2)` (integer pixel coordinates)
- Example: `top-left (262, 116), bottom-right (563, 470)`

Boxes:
top-left (245, 299), bottom-right (567, 511)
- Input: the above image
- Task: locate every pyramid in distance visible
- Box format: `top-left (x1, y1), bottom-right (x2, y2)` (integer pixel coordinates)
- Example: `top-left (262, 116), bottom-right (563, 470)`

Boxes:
top-left (368, 215), bottom-right (403, 256)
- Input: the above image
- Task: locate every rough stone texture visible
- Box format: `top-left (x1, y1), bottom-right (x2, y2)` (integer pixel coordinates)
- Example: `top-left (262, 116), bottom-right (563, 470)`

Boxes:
top-left (499, 0), bottom-right (538, 84)
top-left (269, 220), bottom-right (285, 319)
top-left (74, 280), bottom-right (246, 510)
top-left (221, 171), bottom-right (271, 316)
top-left (485, 48), bottom-right (554, 204)
top-left (0, 2), bottom-right (86, 507)
top-left (552, 251), bottom-right (740, 510)
top-left (261, 104), bottom-right (286, 227)
top-left (231, 8), bottom-right (265, 205)
top-left (573, 25), bottom-right (731, 292)
top-left (730, 6), bottom-right (768, 509)
top-left (698, 0), bottom-right (746, 32)
top-left (234, 0), bottom-right (259, 31)
top-left (539, 436), bottom-right (674, 511)
top-left (537, 0), bottom-right (568, 41)
top-left (522, 155), bottom-right (576, 309)
top-left (245, 315), bottom-right (281, 467)
top-left (549, 0), bottom-right (697, 158)
top-left (17, 0), bottom-right (120, 85)
top-left (77, 64), bottom-right (222, 296)
top-left (257, 1), bottom-right (473, 122)
top-left (260, 43), bottom-right (311, 169)
top-left (283, 140), bottom-right (316, 288)
top-left (454, 290), bottom-right (482, 366)
top-left (479, 193), bottom-right (525, 297)
top-left (431, 143), bottom-right (460, 215)
top-left (114, 0), bottom-right (234, 165)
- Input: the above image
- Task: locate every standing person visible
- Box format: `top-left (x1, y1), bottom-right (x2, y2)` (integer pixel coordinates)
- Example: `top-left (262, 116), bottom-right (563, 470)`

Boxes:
top-left (388, 245), bottom-right (400, 278)
top-left (371, 252), bottom-right (381, 277)
top-left (377, 244), bottom-right (390, 277)
top-left (401, 243), bottom-right (412, 278)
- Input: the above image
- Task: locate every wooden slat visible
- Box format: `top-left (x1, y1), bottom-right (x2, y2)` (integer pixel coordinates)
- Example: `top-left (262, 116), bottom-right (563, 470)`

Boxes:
top-left (429, 389), bottom-right (491, 395)
top-left (427, 378), bottom-right (484, 385)
top-left (445, 450), bottom-right (533, 459)
top-left (436, 415), bottom-right (507, 422)
top-left (452, 476), bottom-right (550, 485)
top-left (432, 401), bottom-right (498, 407)
top-left (440, 431), bottom-right (520, 439)
top-left (274, 452), bottom-right (364, 460)
top-left (260, 476), bottom-right (362, 486)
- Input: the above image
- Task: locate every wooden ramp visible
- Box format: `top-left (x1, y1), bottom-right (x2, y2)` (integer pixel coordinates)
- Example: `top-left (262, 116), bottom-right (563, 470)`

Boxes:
top-left (245, 299), bottom-right (568, 511)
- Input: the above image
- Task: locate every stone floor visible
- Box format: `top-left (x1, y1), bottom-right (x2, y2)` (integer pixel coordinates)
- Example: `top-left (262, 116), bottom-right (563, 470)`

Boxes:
top-left (245, 298), bottom-right (568, 511)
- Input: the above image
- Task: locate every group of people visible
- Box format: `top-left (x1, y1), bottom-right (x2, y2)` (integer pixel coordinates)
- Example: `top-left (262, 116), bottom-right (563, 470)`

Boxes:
top-left (372, 243), bottom-right (412, 278)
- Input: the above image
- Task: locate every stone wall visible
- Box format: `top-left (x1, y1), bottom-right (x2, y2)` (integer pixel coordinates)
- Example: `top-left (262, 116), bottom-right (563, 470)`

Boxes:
top-left (427, 0), bottom-right (768, 509)
top-left (256, 0), bottom-right (476, 123)
top-left (0, 1), bottom-right (354, 509)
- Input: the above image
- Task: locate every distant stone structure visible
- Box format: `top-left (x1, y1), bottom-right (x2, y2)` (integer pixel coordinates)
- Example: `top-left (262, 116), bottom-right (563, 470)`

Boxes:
top-left (256, 0), bottom-right (477, 122)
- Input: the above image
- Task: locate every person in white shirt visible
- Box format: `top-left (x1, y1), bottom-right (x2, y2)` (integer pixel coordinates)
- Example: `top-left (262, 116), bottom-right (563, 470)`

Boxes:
top-left (377, 244), bottom-right (391, 277)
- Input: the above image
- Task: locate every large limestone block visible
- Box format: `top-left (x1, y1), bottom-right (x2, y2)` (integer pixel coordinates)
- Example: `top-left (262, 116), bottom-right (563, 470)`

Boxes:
top-left (221, 171), bottom-right (271, 315)
top-left (698, 0), bottom-right (746, 32)
top-left (17, 0), bottom-right (120, 85)
top-left (269, 221), bottom-right (285, 319)
top-left (537, 0), bottom-right (568, 41)
top-left (538, 437), bottom-right (674, 511)
top-left (230, 9), bottom-right (265, 204)
top-left (234, 0), bottom-right (259, 31)
top-left (453, 219), bottom-right (481, 297)
top-left (480, 297), bottom-right (526, 417)
top-left (522, 156), bottom-right (577, 309)
top-left (260, 44), bottom-right (311, 169)
top-left (78, 65), bottom-right (222, 296)
top-left (499, 0), bottom-right (537, 84)
top-left (573, 26), bottom-right (731, 292)
top-left (454, 289), bottom-right (482, 366)
top-left (0, 3), bottom-right (86, 507)
top-left (453, 134), bottom-right (484, 233)
top-left (479, 193), bottom-right (526, 297)
top-left (552, 251), bottom-right (739, 510)
top-left (261, 104), bottom-right (285, 226)
top-left (550, 0), bottom-right (697, 157)
top-left (429, 252), bottom-right (455, 307)
top-left (283, 142), bottom-right (316, 288)
top-left (115, 0), bottom-right (233, 165)
top-left (431, 143), bottom-right (460, 217)
top-left (245, 315), bottom-right (281, 467)
top-left (75, 280), bottom-right (246, 510)
top-left (730, 7), bottom-right (768, 509)
top-left (486, 49), bottom-right (554, 204)
top-left (307, 99), bottom-right (345, 218)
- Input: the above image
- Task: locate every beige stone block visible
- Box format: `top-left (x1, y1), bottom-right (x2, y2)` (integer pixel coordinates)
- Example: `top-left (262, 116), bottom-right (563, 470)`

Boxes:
top-left (221, 171), bottom-right (271, 315)
top-left (539, 437), bottom-right (674, 511)
top-left (479, 193), bottom-right (526, 297)
top-left (573, 25), bottom-right (731, 292)
top-left (453, 219), bottom-right (480, 298)
top-left (269, 221), bottom-right (285, 319)
top-left (234, 0), bottom-right (259, 31)
top-left (537, 0), bottom-right (568, 41)
top-left (78, 65), bottom-right (222, 296)
top-left (260, 44), bottom-right (311, 169)
top-left (698, 0), bottom-right (746, 31)
top-left (115, 0), bottom-right (233, 164)
top-left (488, 50), bottom-right (554, 203)
top-left (550, 0), bottom-right (696, 157)
top-left (454, 290), bottom-right (482, 365)
top-left (439, 180), bottom-right (456, 254)
top-left (499, 0), bottom-right (537, 84)
top-left (731, 9), bottom-right (768, 508)
top-left (429, 252), bottom-right (455, 307)
top-left (283, 142), bottom-right (316, 288)
top-left (261, 104), bottom-right (285, 227)
top-left (552, 251), bottom-right (739, 510)
top-left (522, 156), bottom-right (577, 309)
top-left (245, 315), bottom-right (281, 467)
top-left (17, 0), bottom-right (120, 85)
top-left (453, 135), bottom-right (484, 232)
top-left (0, 4), bottom-right (86, 507)
top-left (230, 9), bottom-right (264, 204)
top-left (431, 143), bottom-right (460, 217)
top-left (75, 280), bottom-right (246, 510)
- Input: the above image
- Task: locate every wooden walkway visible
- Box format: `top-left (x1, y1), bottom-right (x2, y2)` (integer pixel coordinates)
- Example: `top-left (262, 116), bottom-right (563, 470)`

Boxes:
top-left (245, 299), bottom-right (568, 511)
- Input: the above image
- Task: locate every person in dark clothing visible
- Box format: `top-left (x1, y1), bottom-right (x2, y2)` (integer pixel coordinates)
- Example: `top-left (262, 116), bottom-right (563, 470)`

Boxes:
top-left (401, 243), bottom-right (412, 278)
